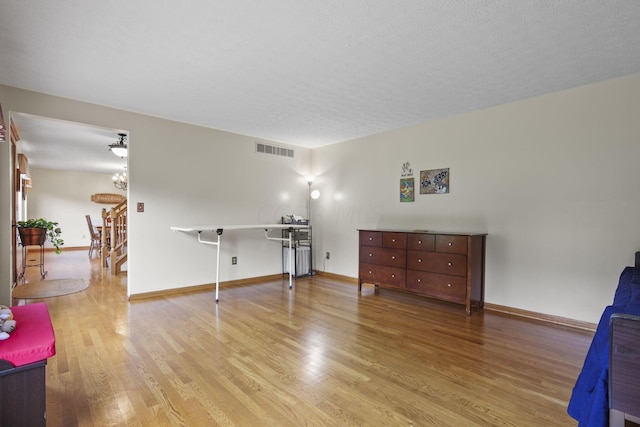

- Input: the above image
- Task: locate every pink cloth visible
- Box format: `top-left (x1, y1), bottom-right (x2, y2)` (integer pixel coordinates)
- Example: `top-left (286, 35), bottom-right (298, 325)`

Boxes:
top-left (0, 302), bottom-right (56, 367)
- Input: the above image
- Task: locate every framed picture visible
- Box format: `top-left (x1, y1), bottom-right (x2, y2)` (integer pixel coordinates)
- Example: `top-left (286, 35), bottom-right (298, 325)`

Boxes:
top-left (400, 178), bottom-right (415, 202)
top-left (420, 168), bottom-right (449, 194)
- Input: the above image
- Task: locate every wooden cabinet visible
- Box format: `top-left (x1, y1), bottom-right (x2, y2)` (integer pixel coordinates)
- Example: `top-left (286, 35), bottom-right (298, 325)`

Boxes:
top-left (358, 231), bottom-right (406, 289)
top-left (358, 230), bottom-right (486, 314)
top-left (609, 313), bottom-right (640, 426)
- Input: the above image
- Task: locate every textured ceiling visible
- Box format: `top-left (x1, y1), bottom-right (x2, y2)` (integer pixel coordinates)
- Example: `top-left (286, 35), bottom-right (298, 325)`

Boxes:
top-left (2, 1), bottom-right (640, 171)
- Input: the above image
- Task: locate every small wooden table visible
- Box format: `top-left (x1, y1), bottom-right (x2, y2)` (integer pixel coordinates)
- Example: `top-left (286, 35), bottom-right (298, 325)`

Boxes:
top-left (0, 302), bottom-right (56, 426)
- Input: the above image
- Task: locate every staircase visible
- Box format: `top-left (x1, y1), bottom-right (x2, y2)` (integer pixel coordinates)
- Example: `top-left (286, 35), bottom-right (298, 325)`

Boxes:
top-left (101, 199), bottom-right (127, 275)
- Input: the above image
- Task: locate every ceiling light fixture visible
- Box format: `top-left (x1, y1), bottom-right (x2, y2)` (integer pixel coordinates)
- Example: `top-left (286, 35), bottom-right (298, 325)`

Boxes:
top-left (113, 170), bottom-right (127, 190)
top-left (109, 133), bottom-right (128, 157)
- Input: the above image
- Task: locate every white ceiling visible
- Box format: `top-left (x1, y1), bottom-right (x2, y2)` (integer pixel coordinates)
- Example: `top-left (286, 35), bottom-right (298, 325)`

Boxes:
top-left (2, 1), bottom-right (640, 172)
top-left (11, 112), bottom-right (128, 175)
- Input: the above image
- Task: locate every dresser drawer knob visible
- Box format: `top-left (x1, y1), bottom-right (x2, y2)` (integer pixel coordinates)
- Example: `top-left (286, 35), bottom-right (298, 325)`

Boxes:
top-left (369, 237), bottom-right (373, 241)
top-left (368, 270), bottom-right (373, 274)
top-left (447, 283), bottom-right (452, 287)
top-left (391, 274), bottom-right (395, 278)
top-left (369, 253), bottom-right (373, 257)
top-left (391, 256), bottom-right (395, 260)
top-left (418, 240), bottom-right (422, 244)
top-left (448, 262), bottom-right (452, 266)
top-left (418, 259), bottom-right (422, 263)
top-left (448, 242), bottom-right (452, 246)
top-left (417, 278), bottom-right (421, 283)
top-left (392, 238), bottom-right (396, 242)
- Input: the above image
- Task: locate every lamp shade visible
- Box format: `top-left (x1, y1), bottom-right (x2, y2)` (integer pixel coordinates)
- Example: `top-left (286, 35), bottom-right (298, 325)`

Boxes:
top-left (109, 146), bottom-right (128, 157)
top-left (109, 133), bottom-right (128, 158)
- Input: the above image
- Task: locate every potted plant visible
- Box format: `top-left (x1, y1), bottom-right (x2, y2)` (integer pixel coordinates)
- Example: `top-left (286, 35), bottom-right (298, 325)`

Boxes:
top-left (16, 218), bottom-right (64, 254)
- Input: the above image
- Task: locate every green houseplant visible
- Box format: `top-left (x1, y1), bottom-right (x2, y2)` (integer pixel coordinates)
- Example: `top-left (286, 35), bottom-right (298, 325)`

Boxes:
top-left (17, 218), bottom-right (64, 254)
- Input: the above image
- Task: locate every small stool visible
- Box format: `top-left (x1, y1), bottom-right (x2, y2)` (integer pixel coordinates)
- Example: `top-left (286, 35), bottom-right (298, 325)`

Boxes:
top-left (0, 303), bottom-right (56, 426)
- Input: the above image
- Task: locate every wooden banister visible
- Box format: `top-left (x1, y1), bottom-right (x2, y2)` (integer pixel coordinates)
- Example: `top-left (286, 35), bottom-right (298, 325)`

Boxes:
top-left (101, 199), bottom-right (127, 274)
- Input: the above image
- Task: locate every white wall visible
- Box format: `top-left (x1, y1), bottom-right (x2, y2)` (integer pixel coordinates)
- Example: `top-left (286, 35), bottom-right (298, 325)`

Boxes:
top-left (0, 85), bottom-right (312, 304)
top-left (26, 168), bottom-right (126, 248)
top-left (310, 73), bottom-right (640, 323)
top-left (140, 123), bottom-right (312, 295)
top-left (2, 74), bottom-right (640, 322)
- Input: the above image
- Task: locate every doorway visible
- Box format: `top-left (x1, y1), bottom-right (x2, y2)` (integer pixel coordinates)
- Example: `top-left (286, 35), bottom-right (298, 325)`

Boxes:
top-left (10, 112), bottom-right (129, 290)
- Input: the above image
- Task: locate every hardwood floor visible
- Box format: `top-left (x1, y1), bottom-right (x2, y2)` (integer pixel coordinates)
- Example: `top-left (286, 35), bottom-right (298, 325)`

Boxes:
top-left (14, 249), bottom-right (593, 426)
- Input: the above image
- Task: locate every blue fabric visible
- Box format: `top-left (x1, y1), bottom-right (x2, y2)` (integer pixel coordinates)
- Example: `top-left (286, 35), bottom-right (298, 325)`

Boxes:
top-left (568, 303), bottom-right (640, 426)
top-left (568, 305), bottom-right (616, 426)
top-left (630, 268), bottom-right (640, 305)
top-left (612, 266), bottom-right (634, 306)
top-left (568, 266), bottom-right (640, 426)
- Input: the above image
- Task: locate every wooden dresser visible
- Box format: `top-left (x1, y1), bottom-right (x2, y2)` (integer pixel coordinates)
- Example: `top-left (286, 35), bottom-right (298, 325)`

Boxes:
top-left (358, 229), bottom-right (486, 314)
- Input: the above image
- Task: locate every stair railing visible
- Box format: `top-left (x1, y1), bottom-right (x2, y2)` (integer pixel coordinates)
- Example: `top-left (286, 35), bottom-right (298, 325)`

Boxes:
top-left (101, 199), bottom-right (127, 274)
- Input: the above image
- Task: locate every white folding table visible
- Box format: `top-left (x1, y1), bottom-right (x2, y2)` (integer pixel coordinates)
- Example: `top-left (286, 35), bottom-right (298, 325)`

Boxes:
top-left (170, 224), bottom-right (310, 302)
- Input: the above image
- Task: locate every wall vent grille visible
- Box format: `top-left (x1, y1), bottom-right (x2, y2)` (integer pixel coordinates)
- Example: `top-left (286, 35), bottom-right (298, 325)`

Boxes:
top-left (256, 142), bottom-right (294, 158)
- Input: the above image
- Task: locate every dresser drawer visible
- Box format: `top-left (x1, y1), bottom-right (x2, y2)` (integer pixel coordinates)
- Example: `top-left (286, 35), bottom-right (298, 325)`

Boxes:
top-left (359, 230), bottom-right (486, 315)
top-left (407, 251), bottom-right (466, 276)
top-left (360, 247), bottom-right (406, 268)
top-left (435, 235), bottom-right (468, 255)
top-left (360, 231), bottom-right (382, 247)
top-left (408, 233), bottom-right (435, 251)
top-left (382, 232), bottom-right (407, 249)
top-left (406, 271), bottom-right (466, 303)
top-left (359, 263), bottom-right (406, 288)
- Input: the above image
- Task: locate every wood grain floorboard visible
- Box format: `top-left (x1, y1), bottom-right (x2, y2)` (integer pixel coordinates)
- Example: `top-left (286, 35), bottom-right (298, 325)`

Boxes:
top-left (14, 249), bottom-right (593, 426)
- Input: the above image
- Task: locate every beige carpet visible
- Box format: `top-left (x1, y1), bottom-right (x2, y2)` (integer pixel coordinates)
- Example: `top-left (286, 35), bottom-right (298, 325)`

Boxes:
top-left (12, 278), bottom-right (88, 299)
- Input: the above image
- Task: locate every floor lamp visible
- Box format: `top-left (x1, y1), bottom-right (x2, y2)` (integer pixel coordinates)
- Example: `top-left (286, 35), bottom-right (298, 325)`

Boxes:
top-left (306, 175), bottom-right (320, 223)
top-left (306, 176), bottom-right (320, 276)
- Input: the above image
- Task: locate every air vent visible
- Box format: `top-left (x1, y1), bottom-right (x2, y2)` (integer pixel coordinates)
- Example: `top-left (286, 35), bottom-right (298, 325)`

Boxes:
top-left (256, 142), bottom-right (294, 158)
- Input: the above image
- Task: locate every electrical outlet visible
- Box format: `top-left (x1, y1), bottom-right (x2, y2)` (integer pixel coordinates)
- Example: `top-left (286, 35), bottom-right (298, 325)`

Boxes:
top-left (326, 252), bottom-right (330, 259)
top-left (232, 256), bottom-right (237, 265)
top-left (137, 202), bottom-right (144, 212)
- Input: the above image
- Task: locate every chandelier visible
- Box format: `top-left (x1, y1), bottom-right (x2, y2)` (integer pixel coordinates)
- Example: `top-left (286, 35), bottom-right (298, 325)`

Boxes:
top-left (113, 170), bottom-right (127, 190)
top-left (109, 133), bottom-right (128, 157)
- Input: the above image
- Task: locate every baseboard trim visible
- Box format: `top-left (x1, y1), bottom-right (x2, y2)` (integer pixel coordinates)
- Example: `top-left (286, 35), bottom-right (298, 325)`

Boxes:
top-left (128, 271), bottom-right (357, 301)
top-left (27, 245), bottom-right (90, 254)
top-left (127, 271), bottom-right (597, 331)
top-left (311, 274), bottom-right (597, 331)
top-left (314, 271), bottom-right (359, 284)
top-left (484, 302), bottom-right (596, 331)
top-left (128, 274), bottom-right (284, 301)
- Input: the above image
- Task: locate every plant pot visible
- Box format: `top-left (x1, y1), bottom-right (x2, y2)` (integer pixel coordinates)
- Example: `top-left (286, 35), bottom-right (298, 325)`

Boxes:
top-left (18, 228), bottom-right (47, 246)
